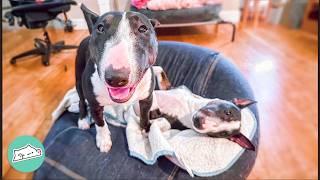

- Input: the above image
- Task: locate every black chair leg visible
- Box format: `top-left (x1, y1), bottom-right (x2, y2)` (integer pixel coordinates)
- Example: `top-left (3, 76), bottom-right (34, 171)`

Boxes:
top-left (10, 48), bottom-right (42, 64)
top-left (52, 41), bottom-right (78, 52)
top-left (217, 20), bottom-right (236, 42)
top-left (58, 44), bottom-right (78, 50)
top-left (42, 45), bottom-right (51, 66)
top-left (11, 28), bottom-right (78, 66)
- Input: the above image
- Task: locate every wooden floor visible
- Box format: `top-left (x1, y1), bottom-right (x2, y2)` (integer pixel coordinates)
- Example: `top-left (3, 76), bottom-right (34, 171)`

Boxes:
top-left (2, 23), bottom-right (318, 179)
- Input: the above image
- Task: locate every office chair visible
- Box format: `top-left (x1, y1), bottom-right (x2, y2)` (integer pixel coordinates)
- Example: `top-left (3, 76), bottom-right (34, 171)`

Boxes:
top-left (5, 0), bottom-right (78, 66)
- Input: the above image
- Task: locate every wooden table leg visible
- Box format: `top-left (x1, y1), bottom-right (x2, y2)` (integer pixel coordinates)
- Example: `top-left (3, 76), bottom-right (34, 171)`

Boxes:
top-left (253, 0), bottom-right (260, 27)
top-left (264, 0), bottom-right (273, 22)
top-left (241, 0), bottom-right (250, 27)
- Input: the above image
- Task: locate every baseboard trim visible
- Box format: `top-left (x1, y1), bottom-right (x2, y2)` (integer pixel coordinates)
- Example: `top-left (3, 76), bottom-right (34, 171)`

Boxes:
top-left (69, 18), bottom-right (88, 30)
top-left (48, 18), bottom-right (88, 30)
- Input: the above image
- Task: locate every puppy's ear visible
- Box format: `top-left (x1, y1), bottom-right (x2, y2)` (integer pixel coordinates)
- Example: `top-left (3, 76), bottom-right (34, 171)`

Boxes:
top-left (81, 4), bottom-right (99, 34)
top-left (232, 98), bottom-right (257, 109)
top-left (228, 133), bottom-right (255, 151)
top-left (149, 19), bottom-right (160, 28)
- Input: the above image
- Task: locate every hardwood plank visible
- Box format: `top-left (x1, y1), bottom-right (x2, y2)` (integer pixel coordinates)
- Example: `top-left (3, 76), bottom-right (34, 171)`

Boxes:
top-left (2, 28), bottom-right (88, 179)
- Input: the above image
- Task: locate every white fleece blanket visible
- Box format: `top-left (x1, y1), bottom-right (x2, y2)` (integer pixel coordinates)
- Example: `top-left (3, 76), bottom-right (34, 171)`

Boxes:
top-left (52, 87), bottom-right (257, 177)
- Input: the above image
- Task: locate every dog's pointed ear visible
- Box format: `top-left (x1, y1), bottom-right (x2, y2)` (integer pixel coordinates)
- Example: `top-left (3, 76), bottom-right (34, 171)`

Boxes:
top-left (149, 19), bottom-right (160, 28)
top-left (228, 133), bottom-right (255, 151)
top-left (81, 4), bottom-right (99, 34)
top-left (232, 98), bottom-right (257, 109)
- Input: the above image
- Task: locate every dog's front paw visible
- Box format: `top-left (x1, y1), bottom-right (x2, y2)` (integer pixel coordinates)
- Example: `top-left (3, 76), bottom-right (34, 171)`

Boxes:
top-left (78, 118), bottom-right (91, 130)
top-left (95, 125), bottom-right (112, 153)
top-left (96, 133), bottom-right (112, 153)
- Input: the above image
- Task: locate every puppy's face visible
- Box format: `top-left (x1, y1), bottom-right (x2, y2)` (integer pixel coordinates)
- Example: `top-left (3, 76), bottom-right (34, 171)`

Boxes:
top-left (192, 99), bottom-right (242, 138)
top-left (193, 98), bottom-right (257, 137)
top-left (82, 5), bottom-right (159, 103)
top-left (192, 98), bottom-right (257, 151)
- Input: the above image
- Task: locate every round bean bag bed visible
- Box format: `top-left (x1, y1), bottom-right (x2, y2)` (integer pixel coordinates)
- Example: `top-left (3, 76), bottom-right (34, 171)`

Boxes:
top-left (34, 41), bottom-right (259, 180)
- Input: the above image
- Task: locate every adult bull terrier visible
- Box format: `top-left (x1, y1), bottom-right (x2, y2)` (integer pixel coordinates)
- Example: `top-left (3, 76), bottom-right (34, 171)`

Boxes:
top-left (75, 4), bottom-right (159, 152)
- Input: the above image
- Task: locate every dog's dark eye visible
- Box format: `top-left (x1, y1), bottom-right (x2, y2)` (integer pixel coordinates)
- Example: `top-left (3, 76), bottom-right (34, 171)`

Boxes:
top-left (138, 25), bottom-right (148, 33)
top-left (225, 110), bottom-right (232, 116)
top-left (97, 24), bottom-right (104, 33)
top-left (221, 132), bottom-right (228, 136)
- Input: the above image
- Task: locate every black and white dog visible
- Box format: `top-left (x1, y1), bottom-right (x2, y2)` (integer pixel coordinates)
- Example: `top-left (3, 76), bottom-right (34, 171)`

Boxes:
top-left (148, 93), bottom-right (257, 151)
top-left (75, 4), bottom-right (159, 152)
top-left (137, 67), bottom-right (257, 151)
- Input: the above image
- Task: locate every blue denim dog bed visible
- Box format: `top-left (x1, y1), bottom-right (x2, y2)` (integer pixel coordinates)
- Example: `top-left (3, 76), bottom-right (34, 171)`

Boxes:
top-left (34, 41), bottom-right (259, 179)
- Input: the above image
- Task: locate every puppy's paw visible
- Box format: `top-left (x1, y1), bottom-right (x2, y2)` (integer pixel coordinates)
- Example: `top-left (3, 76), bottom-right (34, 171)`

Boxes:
top-left (96, 133), bottom-right (112, 153)
top-left (78, 118), bottom-right (91, 130)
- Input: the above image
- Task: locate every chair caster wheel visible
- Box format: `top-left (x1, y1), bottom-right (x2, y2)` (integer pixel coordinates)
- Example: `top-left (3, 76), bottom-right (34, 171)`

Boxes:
top-left (43, 61), bottom-right (50, 66)
top-left (10, 59), bottom-right (16, 65)
top-left (64, 26), bottom-right (73, 32)
top-left (64, 20), bottom-right (74, 32)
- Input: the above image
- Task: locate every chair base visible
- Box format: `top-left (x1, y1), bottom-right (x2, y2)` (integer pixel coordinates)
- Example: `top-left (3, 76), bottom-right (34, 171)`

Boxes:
top-left (10, 29), bottom-right (78, 66)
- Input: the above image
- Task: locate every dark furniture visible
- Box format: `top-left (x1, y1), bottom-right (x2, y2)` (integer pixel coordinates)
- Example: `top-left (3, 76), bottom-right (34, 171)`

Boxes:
top-left (34, 41), bottom-right (259, 179)
top-left (5, 0), bottom-right (78, 66)
top-left (130, 4), bottom-right (237, 42)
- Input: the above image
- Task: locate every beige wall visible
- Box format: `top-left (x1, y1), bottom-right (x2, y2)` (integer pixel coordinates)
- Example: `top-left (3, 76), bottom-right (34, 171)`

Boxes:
top-left (55, 0), bottom-right (101, 29)
top-left (220, 0), bottom-right (241, 23)
top-left (2, 0), bottom-right (241, 30)
top-left (222, 0), bottom-right (240, 11)
top-left (68, 0), bottom-right (100, 19)
top-left (2, 0), bottom-right (18, 30)
top-left (114, 0), bottom-right (130, 11)
top-left (1, 0), bottom-right (101, 30)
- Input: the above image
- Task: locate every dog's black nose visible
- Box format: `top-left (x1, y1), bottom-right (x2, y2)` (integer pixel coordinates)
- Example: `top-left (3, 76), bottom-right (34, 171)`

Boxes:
top-left (105, 66), bottom-right (130, 87)
top-left (106, 76), bottom-right (129, 87)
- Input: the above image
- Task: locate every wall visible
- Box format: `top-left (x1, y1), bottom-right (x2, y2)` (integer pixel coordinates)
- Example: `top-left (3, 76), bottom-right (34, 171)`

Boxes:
top-left (2, 0), bottom-right (19, 30)
top-left (280, 0), bottom-right (308, 28)
top-left (2, 0), bottom-right (241, 31)
top-left (68, 0), bottom-right (242, 28)
top-left (266, 0), bottom-right (286, 24)
top-left (220, 0), bottom-right (241, 23)
top-left (53, 0), bottom-right (101, 30)
top-left (114, 0), bottom-right (130, 11)
top-left (1, 0), bottom-right (102, 30)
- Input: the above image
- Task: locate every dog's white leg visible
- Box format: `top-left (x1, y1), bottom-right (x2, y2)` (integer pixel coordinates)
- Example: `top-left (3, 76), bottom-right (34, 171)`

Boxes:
top-left (95, 123), bottom-right (112, 153)
top-left (77, 117), bottom-right (91, 130)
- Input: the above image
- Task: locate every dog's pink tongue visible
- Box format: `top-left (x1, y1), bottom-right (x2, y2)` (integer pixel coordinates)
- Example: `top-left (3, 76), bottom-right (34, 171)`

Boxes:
top-left (108, 88), bottom-right (130, 100)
